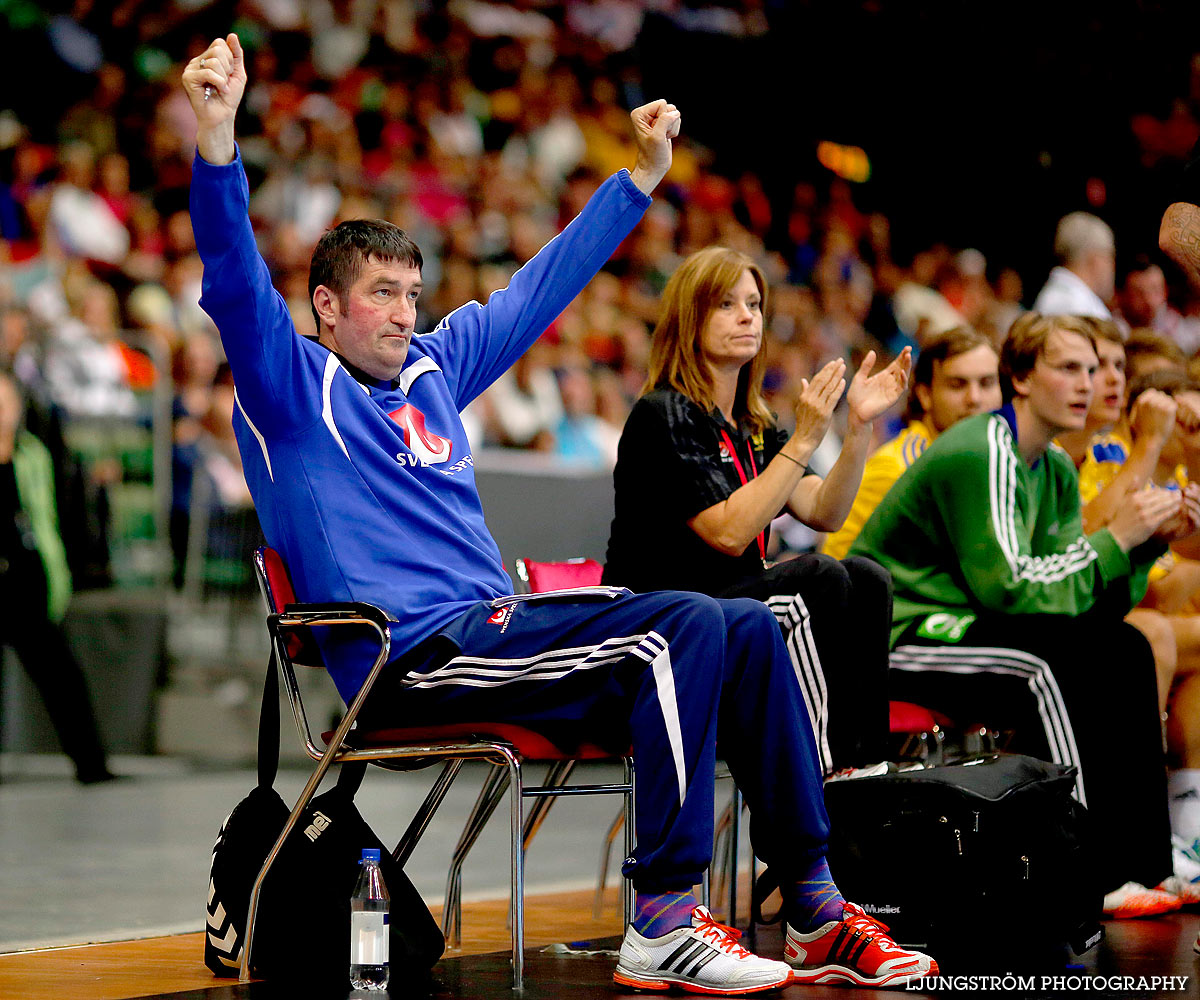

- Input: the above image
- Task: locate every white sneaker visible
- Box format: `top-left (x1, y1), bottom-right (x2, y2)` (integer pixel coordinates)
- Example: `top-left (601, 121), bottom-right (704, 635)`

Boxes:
top-left (1157, 875), bottom-right (1200, 906)
top-left (613, 905), bottom-right (791, 995)
top-left (1101, 881), bottom-right (1182, 918)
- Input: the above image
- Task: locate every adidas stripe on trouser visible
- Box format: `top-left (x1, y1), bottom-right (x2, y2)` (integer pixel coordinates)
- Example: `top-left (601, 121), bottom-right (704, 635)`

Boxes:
top-left (720, 554), bottom-right (892, 775)
top-left (889, 611), bottom-right (1172, 893)
top-left (363, 588), bottom-right (830, 891)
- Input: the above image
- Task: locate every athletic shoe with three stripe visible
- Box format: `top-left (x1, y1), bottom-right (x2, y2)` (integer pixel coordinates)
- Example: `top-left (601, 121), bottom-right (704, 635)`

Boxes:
top-left (613, 904), bottom-right (792, 995)
top-left (783, 901), bottom-right (938, 987)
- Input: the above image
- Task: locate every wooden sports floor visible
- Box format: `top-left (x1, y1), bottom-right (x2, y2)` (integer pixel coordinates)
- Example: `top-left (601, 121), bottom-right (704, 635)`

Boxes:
top-left (1, 887), bottom-right (1196, 1000)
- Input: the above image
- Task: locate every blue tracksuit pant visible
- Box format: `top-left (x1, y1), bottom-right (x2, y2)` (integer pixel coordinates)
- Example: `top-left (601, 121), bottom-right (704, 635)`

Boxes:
top-left (364, 587), bottom-right (829, 891)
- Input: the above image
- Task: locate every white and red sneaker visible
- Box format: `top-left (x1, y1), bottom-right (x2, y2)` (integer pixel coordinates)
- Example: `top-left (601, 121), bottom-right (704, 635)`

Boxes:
top-left (1101, 881), bottom-right (1182, 919)
top-left (1157, 876), bottom-right (1200, 907)
top-left (784, 901), bottom-right (938, 988)
top-left (613, 905), bottom-right (792, 995)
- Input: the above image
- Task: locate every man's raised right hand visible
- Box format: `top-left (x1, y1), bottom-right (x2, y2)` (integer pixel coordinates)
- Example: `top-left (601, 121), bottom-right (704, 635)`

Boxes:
top-left (182, 33), bottom-right (247, 166)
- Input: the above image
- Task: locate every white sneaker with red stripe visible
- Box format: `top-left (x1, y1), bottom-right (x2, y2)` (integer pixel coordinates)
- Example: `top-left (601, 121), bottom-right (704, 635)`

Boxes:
top-left (1155, 876), bottom-right (1200, 907)
top-left (784, 901), bottom-right (938, 988)
top-left (613, 905), bottom-right (792, 995)
top-left (1101, 881), bottom-right (1182, 919)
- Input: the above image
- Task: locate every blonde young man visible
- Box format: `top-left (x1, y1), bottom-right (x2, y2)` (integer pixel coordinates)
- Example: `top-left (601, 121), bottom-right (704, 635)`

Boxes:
top-left (822, 327), bottom-right (1000, 560)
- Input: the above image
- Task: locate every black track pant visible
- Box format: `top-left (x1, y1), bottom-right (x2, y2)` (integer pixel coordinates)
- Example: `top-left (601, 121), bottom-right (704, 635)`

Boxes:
top-left (890, 611), bottom-right (1171, 893)
top-left (1, 615), bottom-right (109, 781)
top-left (721, 554), bottom-right (892, 774)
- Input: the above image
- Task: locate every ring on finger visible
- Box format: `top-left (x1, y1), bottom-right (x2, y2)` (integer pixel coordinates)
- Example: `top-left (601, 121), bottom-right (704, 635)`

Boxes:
top-left (200, 56), bottom-right (207, 67)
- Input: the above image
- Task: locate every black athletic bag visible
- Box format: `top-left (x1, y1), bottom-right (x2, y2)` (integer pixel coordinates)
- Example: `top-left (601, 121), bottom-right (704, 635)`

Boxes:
top-left (752, 754), bottom-right (1102, 973)
top-left (204, 655), bottom-right (445, 985)
top-left (821, 754), bottom-right (1102, 971)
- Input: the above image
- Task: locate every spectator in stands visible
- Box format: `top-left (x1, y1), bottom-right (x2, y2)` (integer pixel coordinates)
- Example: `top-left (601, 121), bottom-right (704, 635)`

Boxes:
top-left (1033, 212), bottom-right (1116, 318)
top-left (1116, 254), bottom-right (1200, 355)
top-left (484, 338), bottom-right (564, 450)
top-left (0, 369), bottom-right (113, 783)
top-left (169, 332), bottom-right (220, 585)
top-left (822, 326), bottom-right (1001, 560)
top-left (552, 358), bottom-right (621, 468)
top-left (850, 312), bottom-right (1195, 914)
top-left (46, 141), bottom-right (129, 267)
top-left (603, 245), bottom-right (912, 774)
top-left (1126, 328), bottom-right (1188, 383)
top-left (42, 278), bottom-right (139, 420)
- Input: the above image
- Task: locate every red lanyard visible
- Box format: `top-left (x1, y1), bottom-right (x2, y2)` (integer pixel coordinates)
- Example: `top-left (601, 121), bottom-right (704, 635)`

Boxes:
top-left (719, 429), bottom-right (767, 566)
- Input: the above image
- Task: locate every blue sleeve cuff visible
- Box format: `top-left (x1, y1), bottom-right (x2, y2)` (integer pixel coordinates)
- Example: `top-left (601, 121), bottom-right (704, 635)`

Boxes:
top-left (615, 168), bottom-right (654, 210)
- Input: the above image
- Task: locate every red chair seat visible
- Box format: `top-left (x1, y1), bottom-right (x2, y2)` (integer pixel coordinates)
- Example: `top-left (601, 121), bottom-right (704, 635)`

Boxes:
top-left (323, 721), bottom-right (625, 760)
top-left (888, 700), bottom-right (953, 734)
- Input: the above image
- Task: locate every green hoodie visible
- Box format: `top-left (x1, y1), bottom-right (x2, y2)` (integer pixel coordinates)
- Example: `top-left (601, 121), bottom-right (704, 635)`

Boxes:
top-left (849, 409), bottom-right (1158, 647)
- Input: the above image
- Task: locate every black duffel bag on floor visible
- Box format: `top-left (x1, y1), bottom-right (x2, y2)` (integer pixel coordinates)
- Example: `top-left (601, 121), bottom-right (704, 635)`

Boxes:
top-left (752, 754), bottom-right (1102, 974)
top-left (204, 654), bottom-right (445, 986)
top-left (820, 754), bottom-right (1103, 972)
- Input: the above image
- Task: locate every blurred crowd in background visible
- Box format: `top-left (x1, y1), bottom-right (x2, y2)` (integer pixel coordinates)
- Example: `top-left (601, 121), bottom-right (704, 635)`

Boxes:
top-left (3, 0), bottom-right (1200, 589)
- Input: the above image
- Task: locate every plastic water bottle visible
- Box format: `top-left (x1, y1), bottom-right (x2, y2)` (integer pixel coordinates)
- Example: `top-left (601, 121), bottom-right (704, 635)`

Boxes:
top-left (349, 848), bottom-right (390, 991)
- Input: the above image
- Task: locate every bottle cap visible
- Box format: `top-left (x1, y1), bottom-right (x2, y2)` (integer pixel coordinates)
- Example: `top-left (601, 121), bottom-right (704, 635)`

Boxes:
top-left (362, 848), bottom-right (381, 862)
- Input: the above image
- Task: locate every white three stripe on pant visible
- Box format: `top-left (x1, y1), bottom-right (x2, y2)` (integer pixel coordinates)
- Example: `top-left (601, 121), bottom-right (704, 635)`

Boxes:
top-left (766, 593), bottom-right (833, 776)
top-left (402, 630), bottom-right (690, 807)
top-left (890, 643), bottom-right (1087, 804)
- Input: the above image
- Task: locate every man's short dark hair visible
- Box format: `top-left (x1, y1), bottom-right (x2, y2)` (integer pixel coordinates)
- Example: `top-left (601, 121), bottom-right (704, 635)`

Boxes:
top-left (308, 220), bottom-right (424, 331)
top-left (906, 325), bottom-right (995, 420)
top-left (1118, 252), bottom-right (1162, 287)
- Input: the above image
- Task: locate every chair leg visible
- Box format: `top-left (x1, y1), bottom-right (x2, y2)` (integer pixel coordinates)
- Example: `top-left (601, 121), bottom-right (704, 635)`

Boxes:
top-left (443, 763), bottom-right (509, 948)
top-left (521, 760), bottom-right (575, 850)
top-left (712, 799), bottom-right (733, 914)
top-left (727, 785), bottom-right (743, 927)
top-left (239, 745), bottom-right (341, 983)
top-left (504, 751), bottom-right (525, 991)
top-left (593, 806), bottom-right (624, 918)
top-left (394, 760), bottom-right (463, 866)
top-left (623, 755), bottom-right (636, 932)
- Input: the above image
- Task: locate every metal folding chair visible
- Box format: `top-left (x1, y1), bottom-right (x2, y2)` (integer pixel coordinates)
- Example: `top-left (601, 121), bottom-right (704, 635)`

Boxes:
top-left (242, 546), bottom-right (635, 989)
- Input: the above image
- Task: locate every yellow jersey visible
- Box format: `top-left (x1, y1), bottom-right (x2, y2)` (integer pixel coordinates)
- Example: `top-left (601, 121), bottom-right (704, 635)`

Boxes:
top-left (822, 420), bottom-right (934, 560)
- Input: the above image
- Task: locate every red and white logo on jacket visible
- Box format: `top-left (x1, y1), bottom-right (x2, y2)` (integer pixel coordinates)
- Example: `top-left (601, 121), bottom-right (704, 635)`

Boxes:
top-left (389, 404), bottom-right (453, 464)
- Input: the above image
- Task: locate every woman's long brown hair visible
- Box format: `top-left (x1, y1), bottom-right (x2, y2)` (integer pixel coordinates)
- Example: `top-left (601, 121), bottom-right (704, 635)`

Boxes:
top-left (642, 246), bottom-right (773, 434)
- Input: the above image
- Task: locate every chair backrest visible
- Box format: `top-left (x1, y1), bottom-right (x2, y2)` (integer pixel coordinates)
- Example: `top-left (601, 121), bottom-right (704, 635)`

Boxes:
top-left (514, 556), bottom-right (603, 594)
top-left (255, 546), bottom-right (297, 614)
top-left (254, 546), bottom-right (321, 666)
